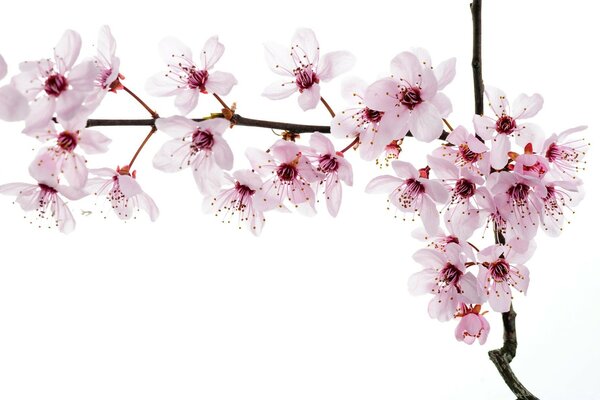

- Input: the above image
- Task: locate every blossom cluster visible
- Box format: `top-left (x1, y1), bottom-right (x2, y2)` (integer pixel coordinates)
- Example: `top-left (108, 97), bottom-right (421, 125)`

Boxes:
top-left (0, 27), bottom-right (588, 344)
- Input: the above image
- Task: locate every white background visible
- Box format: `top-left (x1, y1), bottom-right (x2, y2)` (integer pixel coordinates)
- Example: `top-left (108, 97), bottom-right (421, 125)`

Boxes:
top-left (1, 0), bottom-right (599, 399)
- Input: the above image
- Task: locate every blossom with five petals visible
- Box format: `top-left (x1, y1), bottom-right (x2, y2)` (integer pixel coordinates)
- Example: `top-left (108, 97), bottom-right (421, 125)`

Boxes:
top-left (0, 53), bottom-right (29, 121)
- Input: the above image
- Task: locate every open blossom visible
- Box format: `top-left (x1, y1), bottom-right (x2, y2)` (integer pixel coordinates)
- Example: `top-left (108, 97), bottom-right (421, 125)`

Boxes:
top-left (473, 87), bottom-right (544, 170)
top-left (306, 133), bottom-right (353, 217)
top-left (0, 176), bottom-right (86, 234)
top-left (0, 53), bottom-right (29, 121)
top-left (153, 116), bottom-right (233, 195)
top-left (262, 28), bottom-right (355, 111)
top-left (538, 179), bottom-right (582, 236)
top-left (364, 51), bottom-right (454, 142)
top-left (408, 243), bottom-right (481, 321)
top-left (455, 304), bottom-right (490, 345)
top-left (477, 244), bottom-right (530, 312)
top-left (11, 30), bottom-right (96, 133)
top-left (246, 140), bottom-right (321, 213)
top-left (330, 78), bottom-right (389, 160)
top-left (203, 170), bottom-right (277, 235)
top-left (86, 168), bottom-right (159, 221)
top-left (433, 125), bottom-right (489, 175)
top-left (85, 25), bottom-right (122, 110)
top-left (365, 160), bottom-right (448, 235)
top-left (27, 114), bottom-right (111, 189)
top-left (541, 125), bottom-right (589, 180)
top-left (146, 36), bottom-right (237, 115)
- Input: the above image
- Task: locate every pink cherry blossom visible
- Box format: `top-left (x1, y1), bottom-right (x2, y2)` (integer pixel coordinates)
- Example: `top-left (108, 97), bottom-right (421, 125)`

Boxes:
top-left (433, 125), bottom-right (489, 175)
top-left (364, 51), bottom-right (453, 142)
top-left (146, 36), bottom-right (237, 115)
top-left (262, 28), bottom-right (355, 111)
top-left (305, 133), bottom-right (353, 217)
top-left (203, 169), bottom-right (277, 235)
top-left (246, 140), bottom-right (321, 213)
top-left (408, 243), bottom-right (482, 321)
top-left (411, 224), bottom-right (476, 262)
top-left (84, 25), bottom-right (122, 110)
top-left (27, 114), bottom-right (111, 189)
top-left (153, 116), bottom-right (233, 195)
top-left (411, 47), bottom-right (456, 93)
top-left (473, 87), bottom-right (544, 170)
top-left (511, 144), bottom-right (550, 179)
top-left (11, 30), bottom-right (96, 133)
top-left (538, 179), bottom-right (582, 236)
top-left (477, 244), bottom-right (530, 312)
top-left (455, 304), bottom-right (490, 345)
top-left (86, 168), bottom-right (159, 221)
top-left (365, 160), bottom-right (448, 235)
top-left (0, 177), bottom-right (86, 233)
top-left (330, 78), bottom-right (388, 160)
top-left (0, 54), bottom-right (30, 122)
top-left (541, 126), bottom-right (589, 180)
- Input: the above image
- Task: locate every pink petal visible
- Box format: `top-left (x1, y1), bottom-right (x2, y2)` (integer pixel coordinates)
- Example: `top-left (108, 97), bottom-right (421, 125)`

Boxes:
top-left (68, 61), bottom-right (96, 92)
top-left (407, 269), bottom-right (437, 295)
top-left (309, 132), bottom-right (335, 154)
top-left (461, 272), bottom-right (483, 303)
top-left (155, 115), bottom-right (197, 138)
top-left (364, 78), bottom-right (398, 112)
top-left (409, 102), bottom-right (443, 142)
top-left (0, 84), bottom-right (29, 122)
top-left (391, 160), bottom-right (418, 179)
top-left (428, 290), bottom-right (456, 322)
top-left (137, 191), bottom-right (159, 221)
top-left (271, 140), bottom-right (299, 162)
top-left (212, 135), bottom-right (234, 170)
top-left (204, 71), bottom-right (237, 96)
top-left (472, 114), bottom-right (496, 140)
top-left (318, 51), bottom-right (355, 82)
top-left (55, 195), bottom-right (76, 234)
top-left (152, 139), bottom-right (189, 172)
top-left (0, 54), bottom-right (6, 80)
top-left (488, 282), bottom-right (512, 312)
top-left (418, 68), bottom-right (438, 100)
top-left (434, 58), bottom-right (456, 90)
top-left (118, 175), bottom-right (143, 197)
top-left (422, 180), bottom-right (449, 204)
top-left (245, 147), bottom-right (274, 176)
top-left (297, 84), bottom-right (320, 111)
top-left (174, 89), bottom-right (199, 115)
top-left (200, 117), bottom-right (230, 136)
top-left (262, 81), bottom-right (297, 100)
top-left (62, 153), bottom-right (89, 188)
top-left (263, 42), bottom-right (296, 76)
top-left (490, 134), bottom-right (511, 170)
top-left (233, 169), bottom-right (263, 190)
top-left (427, 155), bottom-right (458, 180)
top-left (291, 28), bottom-right (319, 65)
top-left (485, 86), bottom-right (509, 118)
top-left (23, 97), bottom-right (55, 135)
top-left (336, 158), bottom-right (353, 186)
top-left (159, 37), bottom-right (192, 65)
top-left (390, 52), bottom-right (421, 84)
top-left (78, 129), bottom-right (111, 154)
top-left (411, 47), bottom-right (432, 68)
top-left (330, 109), bottom-right (361, 138)
top-left (97, 26), bottom-right (117, 60)
top-left (430, 92), bottom-right (452, 118)
top-left (512, 93), bottom-right (543, 119)
top-left (365, 175), bottom-right (402, 194)
top-left (54, 30), bottom-right (82, 74)
top-left (200, 35), bottom-right (225, 70)
top-left (56, 89), bottom-right (86, 121)
top-left (145, 72), bottom-right (180, 97)
top-left (419, 196), bottom-right (440, 236)
top-left (340, 77), bottom-right (367, 102)
top-left (515, 122), bottom-right (544, 150)
top-left (325, 179), bottom-right (342, 217)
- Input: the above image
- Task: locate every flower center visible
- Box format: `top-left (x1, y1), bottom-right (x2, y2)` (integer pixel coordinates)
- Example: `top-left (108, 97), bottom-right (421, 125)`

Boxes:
top-left (399, 87), bottom-right (422, 110)
top-left (295, 67), bottom-right (319, 91)
top-left (318, 154), bottom-right (339, 173)
top-left (397, 178), bottom-right (426, 208)
top-left (458, 143), bottom-right (481, 164)
top-left (363, 107), bottom-right (383, 123)
top-left (507, 182), bottom-right (530, 204)
top-left (545, 142), bottom-right (561, 162)
top-left (191, 129), bottom-right (214, 152)
top-left (489, 259), bottom-right (510, 282)
top-left (38, 183), bottom-right (57, 194)
top-left (57, 131), bottom-right (78, 152)
top-left (454, 178), bottom-right (476, 199)
top-left (276, 163), bottom-right (298, 182)
top-left (439, 262), bottom-right (463, 286)
top-left (44, 74), bottom-right (68, 97)
top-left (235, 181), bottom-right (256, 203)
top-left (188, 69), bottom-right (209, 92)
top-left (496, 115), bottom-right (516, 135)
top-left (97, 68), bottom-right (113, 89)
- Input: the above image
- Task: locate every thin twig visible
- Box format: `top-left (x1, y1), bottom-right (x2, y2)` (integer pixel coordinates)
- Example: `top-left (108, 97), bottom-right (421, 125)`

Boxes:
top-left (320, 96), bottom-right (336, 118)
top-left (128, 126), bottom-right (157, 169)
top-left (122, 85), bottom-right (159, 119)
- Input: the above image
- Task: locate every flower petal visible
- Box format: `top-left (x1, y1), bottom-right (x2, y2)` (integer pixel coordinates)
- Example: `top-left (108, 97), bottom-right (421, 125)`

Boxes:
top-left (204, 71), bottom-right (237, 96)
top-left (145, 72), bottom-right (180, 97)
top-left (174, 89), bottom-right (199, 115)
top-left (200, 35), bottom-right (225, 70)
top-left (390, 52), bottom-right (421, 84)
top-left (512, 93), bottom-right (543, 119)
top-left (318, 51), bottom-right (355, 82)
top-left (212, 135), bottom-right (234, 170)
top-left (409, 102), bottom-right (443, 142)
top-left (297, 84), bottom-right (320, 111)
top-left (262, 81), bottom-right (296, 100)
top-left (263, 42), bottom-right (296, 76)
top-left (434, 57), bottom-right (456, 90)
top-left (159, 37), bottom-right (192, 65)
top-left (155, 115), bottom-right (198, 138)
top-left (54, 30), bottom-right (82, 74)
top-left (365, 175), bottom-right (402, 194)
top-left (0, 54), bottom-right (6, 80)
top-left (490, 134), bottom-right (511, 170)
top-left (391, 160), bottom-right (418, 179)
top-left (419, 196), bottom-right (440, 236)
top-left (0, 84), bottom-right (29, 122)
top-left (78, 129), bottom-right (111, 154)
top-left (291, 28), bottom-right (319, 65)
top-left (485, 86), bottom-right (509, 117)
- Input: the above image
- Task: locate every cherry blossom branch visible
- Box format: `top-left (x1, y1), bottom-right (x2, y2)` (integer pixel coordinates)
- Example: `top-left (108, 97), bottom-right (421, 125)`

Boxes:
top-left (85, 114), bottom-right (450, 140)
top-left (470, 1), bottom-right (538, 398)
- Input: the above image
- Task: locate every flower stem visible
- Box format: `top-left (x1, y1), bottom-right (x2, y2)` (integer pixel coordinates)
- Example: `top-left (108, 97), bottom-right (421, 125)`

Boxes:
top-left (443, 118), bottom-right (454, 132)
top-left (213, 93), bottom-right (231, 112)
top-left (320, 96), bottom-right (335, 118)
top-left (339, 137), bottom-right (359, 154)
top-left (128, 125), bottom-right (157, 169)
top-left (122, 85), bottom-right (159, 119)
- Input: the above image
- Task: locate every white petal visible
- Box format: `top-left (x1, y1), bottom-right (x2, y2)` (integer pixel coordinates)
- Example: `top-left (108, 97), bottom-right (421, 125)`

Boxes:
top-left (434, 58), bottom-right (456, 90)
top-left (485, 86), bottom-right (509, 118)
top-left (0, 54), bottom-right (7, 80)
top-left (291, 28), bottom-right (319, 65)
top-left (262, 81), bottom-right (296, 100)
top-left (365, 175), bottom-right (402, 194)
top-left (263, 42), bottom-right (296, 76)
top-left (159, 37), bottom-right (192, 65)
top-left (200, 35), bottom-right (225, 70)
top-left (174, 89), bottom-right (199, 115)
top-left (364, 78), bottom-right (398, 112)
top-left (409, 102), bottom-right (443, 142)
top-left (97, 26), bottom-right (117, 60)
top-left (78, 129), bottom-right (111, 154)
top-left (155, 115), bottom-right (197, 138)
top-left (297, 85), bottom-right (320, 111)
top-left (204, 71), bottom-right (237, 96)
top-left (54, 30), bottom-right (82, 73)
top-left (145, 72), bottom-right (180, 97)
top-left (212, 135), bottom-right (234, 170)
top-left (512, 93), bottom-right (543, 119)
top-left (317, 51), bottom-right (355, 82)
top-left (0, 84), bottom-right (29, 121)
top-left (430, 92), bottom-right (452, 118)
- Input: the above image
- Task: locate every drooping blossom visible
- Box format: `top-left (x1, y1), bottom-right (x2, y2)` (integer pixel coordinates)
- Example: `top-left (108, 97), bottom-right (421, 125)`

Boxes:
top-left (432, 125), bottom-right (489, 175)
top-left (11, 30), bottom-right (96, 133)
top-left (454, 304), bottom-right (490, 345)
top-left (27, 114), bottom-right (111, 188)
top-left (262, 28), bottom-right (355, 111)
top-left (203, 169), bottom-right (277, 235)
top-left (408, 243), bottom-right (482, 321)
top-left (0, 169), bottom-right (86, 233)
top-left (473, 87), bottom-right (544, 170)
top-left (86, 167), bottom-right (159, 221)
top-left (541, 126), bottom-right (589, 180)
top-left (146, 36), bottom-right (237, 115)
top-left (153, 116), bottom-right (233, 195)
top-left (364, 51), bottom-right (454, 142)
top-left (305, 133), bottom-right (353, 217)
top-left (477, 244), bottom-right (530, 312)
top-left (246, 140), bottom-right (321, 213)
top-left (365, 160), bottom-right (448, 235)
top-left (330, 78), bottom-right (389, 160)
top-left (84, 25), bottom-right (122, 110)
top-left (0, 53), bottom-right (29, 121)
